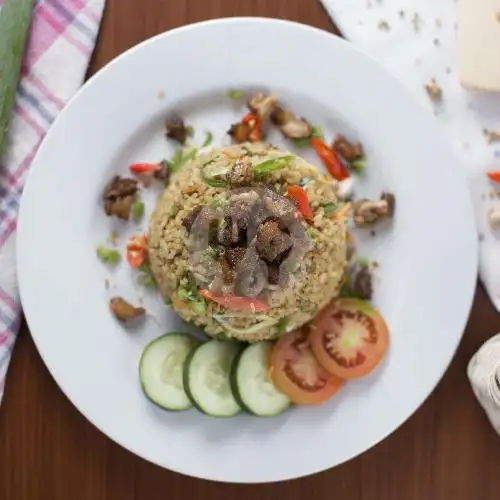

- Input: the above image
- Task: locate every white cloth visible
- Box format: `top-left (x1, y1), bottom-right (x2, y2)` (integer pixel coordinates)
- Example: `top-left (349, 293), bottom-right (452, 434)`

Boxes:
top-left (321, 0), bottom-right (500, 310)
top-left (468, 334), bottom-right (500, 436)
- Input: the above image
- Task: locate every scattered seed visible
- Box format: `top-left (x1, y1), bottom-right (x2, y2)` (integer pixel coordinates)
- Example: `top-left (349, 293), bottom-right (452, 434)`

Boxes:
top-left (433, 37), bottom-right (440, 46)
top-left (105, 279), bottom-right (110, 289)
top-left (484, 129), bottom-right (500, 144)
top-left (496, 12), bottom-right (500, 23)
top-left (377, 20), bottom-right (390, 31)
top-left (108, 230), bottom-right (119, 246)
top-left (479, 233), bottom-right (485, 242)
top-left (398, 10), bottom-right (405, 18)
top-left (425, 78), bottom-right (442, 101)
top-left (412, 12), bottom-right (421, 32)
top-left (445, 66), bottom-right (452, 75)
top-left (370, 229), bottom-right (377, 237)
top-left (157, 88), bottom-right (165, 99)
top-left (435, 18), bottom-right (442, 28)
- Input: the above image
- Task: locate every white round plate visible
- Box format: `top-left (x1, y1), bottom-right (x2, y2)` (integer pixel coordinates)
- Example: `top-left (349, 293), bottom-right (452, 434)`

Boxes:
top-left (18, 18), bottom-right (477, 483)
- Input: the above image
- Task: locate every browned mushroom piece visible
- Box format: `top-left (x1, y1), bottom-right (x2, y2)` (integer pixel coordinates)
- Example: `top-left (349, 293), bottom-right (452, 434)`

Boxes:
top-left (234, 249), bottom-right (268, 297)
top-left (381, 192), bottom-right (396, 217)
top-left (226, 158), bottom-right (254, 187)
top-left (267, 262), bottom-right (280, 285)
top-left (154, 161), bottom-right (171, 183)
top-left (221, 257), bottom-right (236, 285)
top-left (165, 117), bottom-right (188, 144)
top-left (217, 216), bottom-right (246, 247)
top-left (227, 206), bottom-right (251, 238)
top-left (353, 267), bottom-right (373, 300)
top-left (225, 246), bottom-right (247, 267)
top-left (352, 192), bottom-right (396, 227)
top-left (109, 297), bottom-right (145, 322)
top-left (270, 106), bottom-right (312, 140)
top-left (103, 176), bottom-right (139, 220)
top-left (228, 122), bottom-right (251, 143)
top-left (255, 219), bottom-right (293, 262)
top-left (332, 135), bottom-right (364, 162)
top-left (270, 106), bottom-right (290, 126)
top-left (248, 93), bottom-right (278, 119)
top-left (182, 206), bottom-right (203, 233)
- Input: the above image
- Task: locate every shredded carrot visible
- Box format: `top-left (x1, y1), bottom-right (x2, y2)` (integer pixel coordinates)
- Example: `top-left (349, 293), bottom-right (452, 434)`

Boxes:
top-left (335, 203), bottom-right (351, 221)
top-left (222, 151), bottom-right (238, 160)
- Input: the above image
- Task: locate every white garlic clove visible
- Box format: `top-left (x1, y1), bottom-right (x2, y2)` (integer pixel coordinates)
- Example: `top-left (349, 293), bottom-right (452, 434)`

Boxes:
top-left (488, 208), bottom-right (500, 228)
top-left (337, 177), bottom-right (354, 200)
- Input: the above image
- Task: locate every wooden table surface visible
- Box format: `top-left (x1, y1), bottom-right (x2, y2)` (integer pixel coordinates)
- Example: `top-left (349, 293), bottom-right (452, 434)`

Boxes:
top-left (2, 0), bottom-right (500, 498)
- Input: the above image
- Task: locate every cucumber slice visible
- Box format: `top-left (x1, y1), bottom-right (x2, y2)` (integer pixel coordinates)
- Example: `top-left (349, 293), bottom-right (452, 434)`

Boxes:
top-left (231, 341), bottom-right (291, 416)
top-left (183, 340), bottom-right (242, 417)
top-left (139, 333), bottom-right (199, 411)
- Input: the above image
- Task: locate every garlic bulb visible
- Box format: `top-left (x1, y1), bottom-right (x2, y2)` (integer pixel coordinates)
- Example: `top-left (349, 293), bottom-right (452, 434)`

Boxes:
top-left (467, 334), bottom-right (500, 436)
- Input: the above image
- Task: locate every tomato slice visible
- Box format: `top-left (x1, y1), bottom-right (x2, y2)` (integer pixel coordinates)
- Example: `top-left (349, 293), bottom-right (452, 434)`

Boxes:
top-left (270, 328), bottom-right (344, 405)
top-left (309, 298), bottom-right (389, 379)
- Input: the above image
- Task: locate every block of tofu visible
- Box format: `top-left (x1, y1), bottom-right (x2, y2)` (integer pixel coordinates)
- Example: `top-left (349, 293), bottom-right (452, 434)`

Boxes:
top-left (459, 0), bottom-right (500, 91)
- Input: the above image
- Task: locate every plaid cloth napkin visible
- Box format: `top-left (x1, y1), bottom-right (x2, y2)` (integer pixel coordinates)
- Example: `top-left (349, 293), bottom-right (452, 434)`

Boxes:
top-left (0, 0), bottom-right (105, 403)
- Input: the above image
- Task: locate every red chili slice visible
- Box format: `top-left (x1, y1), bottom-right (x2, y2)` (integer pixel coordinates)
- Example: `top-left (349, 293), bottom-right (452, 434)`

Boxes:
top-left (200, 290), bottom-right (269, 313)
top-left (311, 138), bottom-right (350, 181)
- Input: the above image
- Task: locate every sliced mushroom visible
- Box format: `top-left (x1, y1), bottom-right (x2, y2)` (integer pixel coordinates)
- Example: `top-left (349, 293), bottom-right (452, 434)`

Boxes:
top-left (221, 257), bottom-right (236, 285)
top-left (225, 246), bottom-right (247, 267)
top-left (353, 267), bottom-right (373, 300)
top-left (248, 93), bottom-right (278, 119)
top-left (109, 297), bottom-right (145, 322)
top-left (226, 158), bottom-right (253, 187)
top-left (270, 106), bottom-right (312, 140)
top-left (234, 249), bottom-right (267, 297)
top-left (267, 262), bottom-right (280, 285)
top-left (352, 192), bottom-right (396, 227)
top-left (228, 122), bottom-right (251, 143)
top-left (165, 116), bottom-right (188, 144)
top-left (103, 176), bottom-right (139, 220)
top-left (332, 135), bottom-right (364, 162)
top-left (280, 119), bottom-right (313, 140)
top-left (217, 216), bottom-right (245, 247)
top-left (255, 219), bottom-right (293, 262)
top-left (182, 206), bottom-right (203, 233)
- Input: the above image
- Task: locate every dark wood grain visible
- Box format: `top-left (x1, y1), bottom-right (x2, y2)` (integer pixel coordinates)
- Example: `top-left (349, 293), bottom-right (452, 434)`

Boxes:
top-left (1, 0), bottom-right (500, 498)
